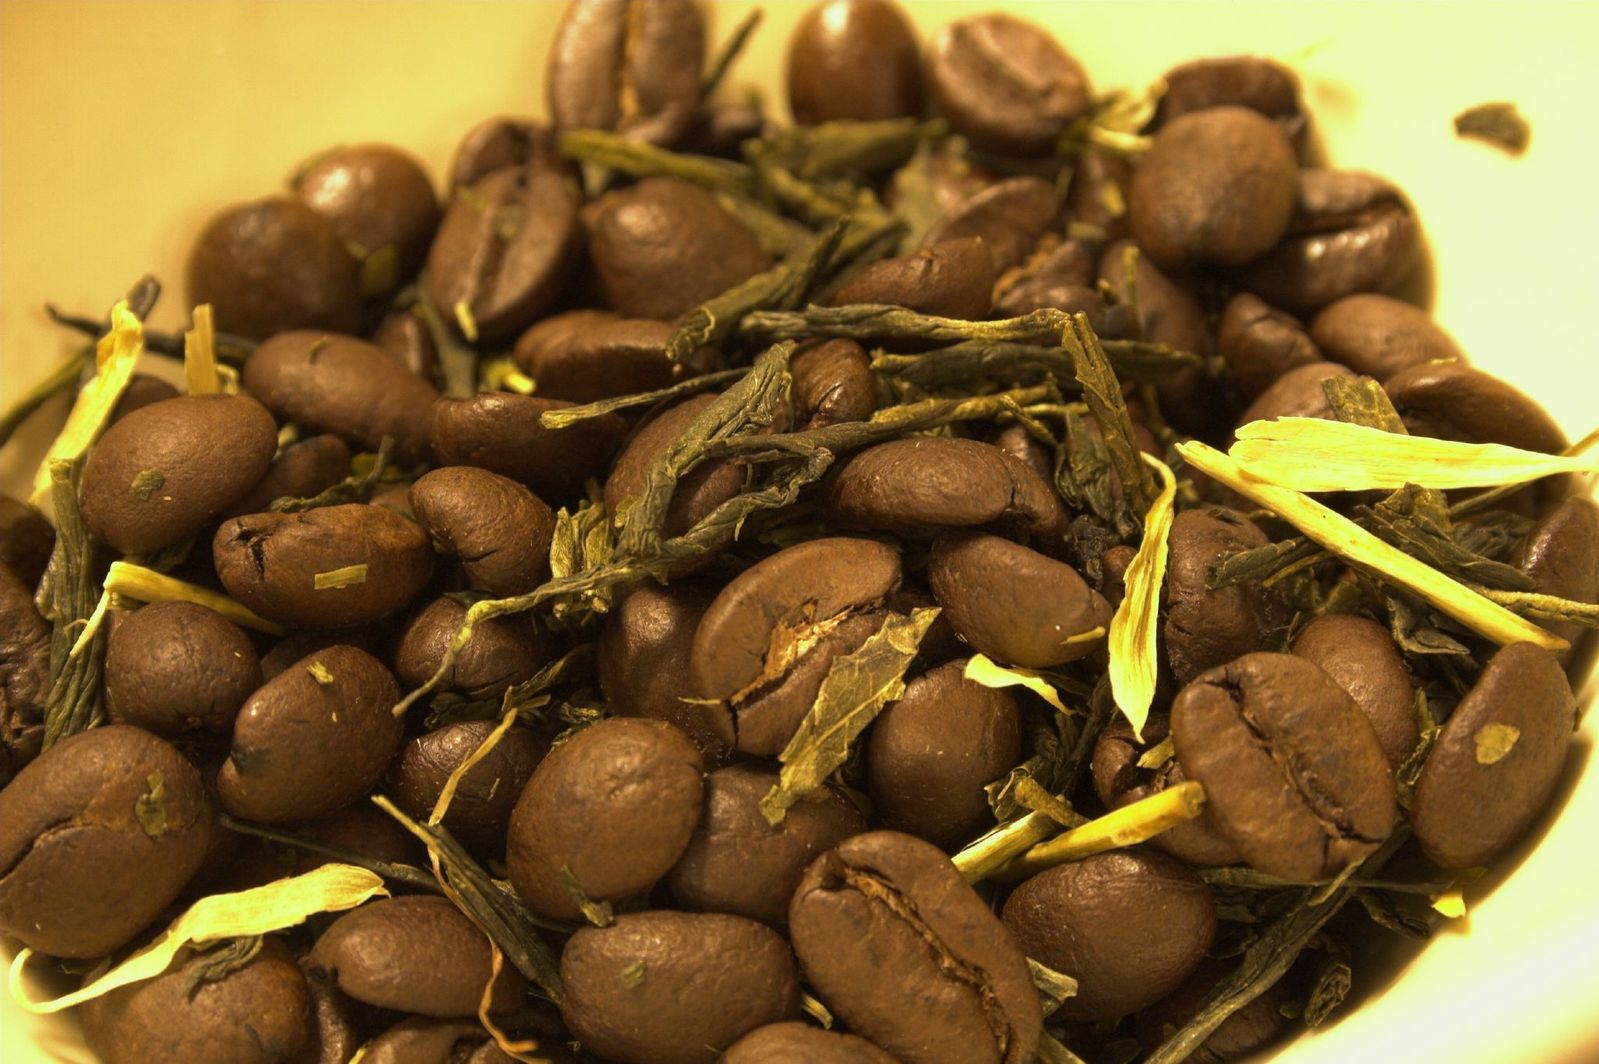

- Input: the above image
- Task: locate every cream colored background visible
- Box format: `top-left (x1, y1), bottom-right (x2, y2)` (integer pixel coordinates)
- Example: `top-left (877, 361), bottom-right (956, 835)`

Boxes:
top-left (2, 2), bottom-right (1597, 1062)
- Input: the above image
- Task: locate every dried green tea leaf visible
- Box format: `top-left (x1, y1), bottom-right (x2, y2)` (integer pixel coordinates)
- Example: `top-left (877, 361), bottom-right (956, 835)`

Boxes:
top-left (558, 129), bottom-right (756, 196)
top-left (42, 459), bottom-right (106, 747)
top-left (134, 771), bottom-right (168, 838)
top-left (538, 369), bottom-right (746, 430)
top-left (561, 866), bottom-right (615, 928)
top-left (129, 469), bottom-right (166, 502)
top-left (964, 654), bottom-right (1068, 713)
top-left (1011, 777), bottom-right (1085, 830)
top-left (453, 299), bottom-right (480, 343)
top-left (313, 564), bottom-right (369, 590)
top-left (270, 436), bottom-right (398, 513)
top-left (1002, 780), bottom-right (1205, 880)
top-left (760, 117), bottom-right (936, 181)
top-left (1454, 102), bottom-right (1530, 154)
top-left (1322, 375), bottom-right (1407, 434)
top-left (105, 560), bottom-right (288, 636)
top-left (952, 812), bottom-right (1062, 883)
top-left (1108, 454), bottom-right (1177, 740)
top-left (1061, 312), bottom-right (1157, 517)
top-left (1028, 957), bottom-right (1080, 1018)
top-left (620, 959), bottom-right (648, 990)
top-left (1304, 959), bottom-right (1352, 1028)
top-left (1474, 723), bottom-right (1521, 765)
top-left (1136, 734), bottom-right (1176, 771)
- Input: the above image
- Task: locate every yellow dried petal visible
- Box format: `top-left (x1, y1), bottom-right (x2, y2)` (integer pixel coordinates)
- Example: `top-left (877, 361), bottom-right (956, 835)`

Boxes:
top-left (1108, 453), bottom-right (1178, 742)
top-left (183, 304), bottom-right (221, 396)
top-left (105, 560), bottom-right (288, 635)
top-left (963, 654), bottom-right (1067, 714)
top-left (1433, 886), bottom-right (1467, 919)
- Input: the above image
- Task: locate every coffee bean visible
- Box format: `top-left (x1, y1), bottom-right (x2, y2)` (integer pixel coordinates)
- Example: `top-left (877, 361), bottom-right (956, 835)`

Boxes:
top-left (105, 601), bottom-right (261, 736)
top-left (790, 830), bottom-right (1042, 1064)
top-left (0, 497), bottom-right (50, 591)
top-left (294, 143), bottom-right (440, 295)
top-left (547, 0), bottom-right (705, 147)
top-left (666, 763), bottom-right (865, 927)
top-left (449, 116), bottom-right (547, 192)
top-left (390, 719), bottom-right (548, 855)
top-left (603, 393), bottom-right (747, 550)
top-left (1291, 614), bottom-right (1420, 771)
top-left (724, 1022), bottom-right (902, 1064)
top-left (512, 309), bottom-right (677, 402)
top-left (1091, 716), bottom-right (1241, 867)
top-left (1412, 642), bottom-right (1574, 869)
top-left (560, 910), bottom-right (800, 1064)
top-left (216, 645), bottom-right (403, 823)
top-left (787, 0), bottom-right (923, 125)
top-left (259, 627), bottom-right (383, 683)
top-left (1130, 957), bottom-right (1290, 1063)
top-left (1512, 497), bottom-right (1599, 664)
top-left (227, 434), bottom-right (352, 518)
top-left (393, 596), bottom-right (556, 700)
top-left (372, 306), bottom-right (440, 381)
top-left (82, 394), bottom-right (279, 555)
top-left (1235, 360), bottom-right (1357, 428)
top-left (1384, 361), bottom-right (1567, 454)
top-left (109, 374), bottom-right (182, 425)
top-left (736, 610), bottom-right (892, 757)
top-left (430, 392), bottom-right (628, 502)
top-left (791, 338), bottom-right (875, 429)
top-left (1003, 850), bottom-right (1216, 1021)
top-left (1068, 153), bottom-right (1134, 243)
top-left (410, 465), bottom-right (556, 595)
top-left (360, 1018), bottom-right (511, 1064)
top-left (1164, 509), bottom-right (1290, 684)
top-left (0, 563), bottom-right (48, 774)
top-left (1171, 652), bottom-right (1397, 881)
top-left (295, 958), bottom-right (366, 1064)
top-left (678, 99), bottom-right (771, 158)
top-left (926, 176), bottom-right (1060, 273)
top-left (1309, 293), bottom-right (1466, 380)
top-left (0, 724), bottom-right (212, 957)
top-left (926, 13), bottom-right (1092, 157)
top-left (1216, 292), bottom-right (1322, 402)
top-left (829, 237), bottom-right (997, 320)
top-left (506, 717), bottom-right (703, 921)
top-left (1153, 56), bottom-right (1306, 146)
top-left (994, 278), bottom-right (1124, 335)
top-left (990, 422), bottom-right (1054, 482)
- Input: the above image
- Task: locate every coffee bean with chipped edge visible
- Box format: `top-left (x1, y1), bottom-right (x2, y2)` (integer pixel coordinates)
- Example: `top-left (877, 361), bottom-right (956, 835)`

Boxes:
top-left (1003, 850), bottom-right (1216, 1021)
top-left (410, 465), bottom-right (555, 596)
top-left (310, 895), bottom-right (524, 1016)
top-left (217, 645), bottom-right (403, 823)
top-left (109, 374), bottom-right (181, 425)
top-left (1291, 614), bottom-right (1420, 771)
top-left (1412, 642), bottom-right (1574, 869)
top-left (867, 659), bottom-right (1021, 850)
top-left (187, 197), bottom-right (361, 340)
top-left (666, 764), bottom-right (865, 927)
top-left (830, 238), bottom-right (997, 320)
top-left (449, 117), bottom-right (547, 192)
top-left (724, 1022), bottom-right (903, 1064)
top-left (1171, 652), bottom-right (1397, 882)
top-left (1164, 509), bottom-right (1290, 684)
top-left (1512, 496), bottom-right (1599, 664)
top-left (293, 956), bottom-right (367, 1064)
top-left (393, 596), bottom-right (556, 700)
top-left (424, 160), bottom-right (582, 344)
top-left (1235, 360), bottom-right (1357, 429)
top-left (105, 601), bottom-right (262, 736)
top-left (1309, 293), bottom-right (1466, 381)
top-left (790, 830), bottom-right (1042, 1064)
top-left (928, 532), bottom-right (1110, 669)
top-left (792, 338), bottom-right (875, 429)
top-left (583, 177), bottom-right (773, 321)
top-left (926, 176), bottom-right (1061, 273)
top-left (430, 392), bottom-right (628, 502)
top-left (294, 144), bottom-right (441, 294)
top-left (603, 393), bottom-right (747, 544)
top-left (1217, 292), bottom-right (1322, 402)
top-left (786, 0), bottom-right (923, 125)
top-left (926, 13), bottom-right (1092, 157)
top-left (390, 719), bottom-right (549, 854)
top-left (547, 0), bottom-right (705, 147)
top-left (512, 309), bottom-right (677, 402)
top-left (244, 331), bottom-right (439, 465)
top-left (506, 717), bottom-right (704, 921)
top-left (358, 1018), bottom-right (499, 1064)
top-left (1091, 716), bottom-right (1242, 867)
top-left (227, 434), bottom-right (353, 518)
top-left (82, 938), bottom-right (311, 1064)
top-left (372, 306), bottom-right (440, 381)
top-left (82, 394), bottom-right (278, 555)
top-left (1384, 360), bottom-right (1568, 454)
top-left (1152, 56), bottom-right (1306, 146)
top-left (0, 725), bottom-right (212, 958)
top-left (0, 495), bottom-right (52, 591)
top-left (1131, 957), bottom-right (1291, 1063)
top-left (213, 504), bottom-right (434, 628)
top-left (560, 909), bottom-right (801, 1064)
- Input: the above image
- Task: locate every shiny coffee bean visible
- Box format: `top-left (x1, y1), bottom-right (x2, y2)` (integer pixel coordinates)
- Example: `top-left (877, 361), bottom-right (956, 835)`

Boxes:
top-left (1164, 509), bottom-right (1290, 684)
top-left (393, 596), bottom-right (555, 700)
top-left (1216, 292), bottom-right (1322, 402)
top-left (512, 310), bottom-right (677, 402)
top-left (1153, 56), bottom-right (1306, 145)
top-left (547, 0), bottom-right (705, 147)
top-left (791, 338), bottom-right (876, 429)
top-left (372, 307), bottom-right (440, 381)
top-left (1512, 497), bottom-right (1599, 663)
top-left (1091, 716), bottom-right (1241, 867)
top-left (926, 176), bottom-right (1061, 272)
top-left (294, 143), bottom-right (440, 295)
top-left (227, 434), bottom-right (352, 518)
top-left (724, 1022), bottom-right (901, 1064)
top-left (787, 0), bottom-right (923, 125)
top-left (429, 392), bottom-right (627, 502)
top-left (410, 465), bottom-right (555, 596)
top-left (1384, 360), bottom-right (1567, 454)
top-left (104, 601), bottom-right (261, 736)
top-left (1235, 360), bottom-right (1357, 428)
top-left (449, 116), bottom-right (546, 192)
top-left (829, 238), bottom-right (996, 320)
top-left (1291, 613), bottom-right (1420, 771)
top-left (1310, 293), bottom-right (1465, 380)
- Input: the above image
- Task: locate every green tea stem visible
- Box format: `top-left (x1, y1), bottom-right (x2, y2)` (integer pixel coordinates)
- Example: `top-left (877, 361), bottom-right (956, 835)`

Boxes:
top-left (999, 780), bottom-right (1206, 881)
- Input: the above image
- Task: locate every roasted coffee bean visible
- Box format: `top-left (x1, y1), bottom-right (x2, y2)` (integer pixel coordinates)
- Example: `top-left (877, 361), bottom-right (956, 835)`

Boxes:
top-left (294, 143), bottom-right (440, 294)
top-left (393, 596), bottom-right (555, 700)
top-left (560, 910), bottom-right (800, 1064)
top-left (227, 434), bottom-right (353, 518)
top-left (216, 645), bottom-right (403, 823)
top-left (867, 659), bottom-right (1021, 849)
top-left (678, 99), bottom-right (771, 158)
top-left (1235, 360), bottom-right (1357, 428)
top-left (410, 465), bottom-right (555, 595)
top-left (1384, 360), bottom-right (1568, 454)
top-left (81, 938), bottom-right (311, 1064)
top-left (929, 532), bottom-right (1110, 669)
top-left (1164, 508), bottom-right (1290, 683)
top-left (1216, 292), bottom-right (1322, 402)
top-left (506, 717), bottom-right (703, 921)
top-left (1171, 652), bottom-right (1397, 881)
top-left (790, 830), bottom-right (1042, 1064)
top-left (993, 277), bottom-right (1124, 335)
top-left (583, 177), bottom-right (772, 320)
top-left (547, 0), bottom-right (704, 147)
top-left (1291, 614), bottom-right (1420, 771)
top-left (1091, 716), bottom-right (1241, 866)
top-left (430, 392), bottom-right (627, 501)
top-left (108, 374), bottom-right (182, 425)
top-left (372, 306), bottom-right (440, 380)
top-left (1310, 293), bottom-right (1465, 380)
top-left (424, 159), bottom-right (582, 343)
top-left (0, 563), bottom-right (49, 767)
top-left (724, 1022), bottom-right (902, 1064)
top-left (732, 610), bottom-right (890, 757)
top-left (259, 627), bottom-right (383, 682)
top-left (0, 495), bottom-right (51, 593)
top-left (244, 331), bottom-right (439, 465)
top-left (1068, 152), bottom-right (1134, 242)
top-left (1098, 543), bottom-right (1138, 607)
top-left (449, 116), bottom-right (546, 192)
top-left (926, 176), bottom-right (1060, 273)
top-left (603, 393), bottom-right (747, 545)
top-left (310, 895), bottom-right (525, 1016)
top-left (81, 394), bottom-right (278, 555)
top-left (925, 13), bottom-right (1092, 157)
top-left (390, 719), bottom-right (548, 854)
top-left (284, 804), bottom-right (422, 880)
top-left (187, 197), bottom-right (362, 340)
top-left (1130, 107), bottom-right (1299, 270)
top-left (1412, 642), bottom-right (1574, 869)
top-left (359, 1018), bottom-right (496, 1064)
top-left (512, 310), bottom-right (677, 402)
top-left (787, 0), bottom-right (923, 125)
top-left (1512, 497), bottom-right (1599, 662)
top-left (0, 725), bottom-right (212, 957)
top-left (214, 504), bottom-right (434, 628)
top-left (1003, 850), bottom-right (1216, 1021)
top-left (791, 338), bottom-right (875, 429)
top-left (990, 422), bottom-right (1054, 482)
top-left (1153, 56), bottom-right (1306, 145)
top-left (104, 601), bottom-right (262, 736)
top-left (1131, 958), bottom-right (1291, 1063)
top-left (294, 959), bottom-right (367, 1064)
top-left (665, 763), bottom-right (865, 927)
top-left (829, 238), bottom-right (996, 320)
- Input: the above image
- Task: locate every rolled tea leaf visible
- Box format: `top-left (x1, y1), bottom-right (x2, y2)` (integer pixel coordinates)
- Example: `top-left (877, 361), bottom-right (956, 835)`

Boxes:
top-left (1107, 454), bottom-right (1177, 741)
top-left (964, 654), bottom-right (1068, 713)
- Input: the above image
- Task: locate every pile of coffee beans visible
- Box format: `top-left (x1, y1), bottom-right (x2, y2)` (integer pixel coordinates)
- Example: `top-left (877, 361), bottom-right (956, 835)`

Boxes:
top-left (2, 2), bottom-right (1595, 1062)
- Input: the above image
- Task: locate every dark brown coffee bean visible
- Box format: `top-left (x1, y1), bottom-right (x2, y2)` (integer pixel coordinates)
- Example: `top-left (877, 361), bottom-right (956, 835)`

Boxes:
top-left (603, 393), bottom-right (747, 546)
top-left (244, 331), bottom-right (439, 465)
top-left (1153, 56), bottom-right (1306, 145)
top-left (1091, 716), bottom-right (1241, 867)
top-left (1003, 850), bottom-right (1216, 1021)
top-left (372, 307), bottom-right (440, 380)
top-left (424, 160), bottom-right (582, 343)
top-left (82, 938), bottom-right (311, 1064)
top-left (678, 99), bottom-right (772, 158)
top-left (213, 504), bottom-right (434, 628)
top-left (666, 764), bottom-right (865, 927)
top-left (547, 0), bottom-right (705, 147)
top-left (561, 909), bottom-right (800, 1064)
top-left (390, 719), bottom-right (548, 855)
top-left (1412, 642), bottom-right (1574, 869)
top-left (410, 465), bottom-right (555, 595)
top-left (0, 563), bottom-right (49, 772)
top-left (1309, 293), bottom-right (1465, 380)
top-left (0, 494), bottom-right (52, 594)
top-left (260, 627), bottom-right (383, 682)
top-left (82, 394), bottom-right (278, 555)
top-left (1164, 509), bottom-right (1290, 684)
top-left (993, 278), bottom-right (1124, 336)
top-left (1131, 957), bottom-right (1290, 1063)
top-left (1384, 361), bottom-right (1567, 454)
top-left (725, 1022), bottom-right (902, 1064)
top-left (187, 197), bottom-right (362, 340)
top-left (830, 238), bottom-right (996, 320)
top-left (393, 596), bottom-right (556, 700)
top-left (790, 830), bottom-right (1041, 1064)
top-left (0, 724), bottom-right (212, 957)
top-left (926, 13), bottom-right (1092, 157)
top-left (277, 804), bottom-right (422, 883)
top-left (105, 601), bottom-right (262, 736)
top-left (1098, 543), bottom-right (1138, 607)
top-left (507, 717), bottom-right (704, 921)
top-left (990, 422), bottom-right (1054, 482)
top-left (792, 338), bottom-right (875, 429)
top-left (786, 0), bottom-right (923, 125)
top-left (1216, 292), bottom-right (1322, 402)
top-left (228, 434), bottom-right (353, 518)
top-left (1130, 107), bottom-right (1299, 270)
top-left (1236, 169), bottom-right (1419, 314)
top-left (512, 310), bottom-right (677, 402)
top-left (449, 116), bottom-right (546, 192)
top-left (1172, 652), bottom-right (1397, 881)
top-left (109, 374), bottom-right (182, 425)
top-left (929, 532), bottom-right (1110, 669)
top-left (926, 176), bottom-right (1061, 272)
top-left (430, 392), bottom-right (627, 502)
top-left (1513, 497), bottom-right (1599, 663)
top-left (217, 645), bottom-right (403, 823)
top-left (294, 143), bottom-right (440, 295)
top-left (1068, 152), bottom-right (1134, 242)
top-left (358, 1017), bottom-right (488, 1064)
top-left (867, 659), bottom-right (1020, 849)
top-left (1292, 614), bottom-right (1420, 771)
top-left (583, 177), bottom-right (772, 320)
top-left (1235, 360), bottom-right (1356, 428)
top-left (293, 958), bottom-right (367, 1064)
top-left (310, 895), bottom-right (524, 1016)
